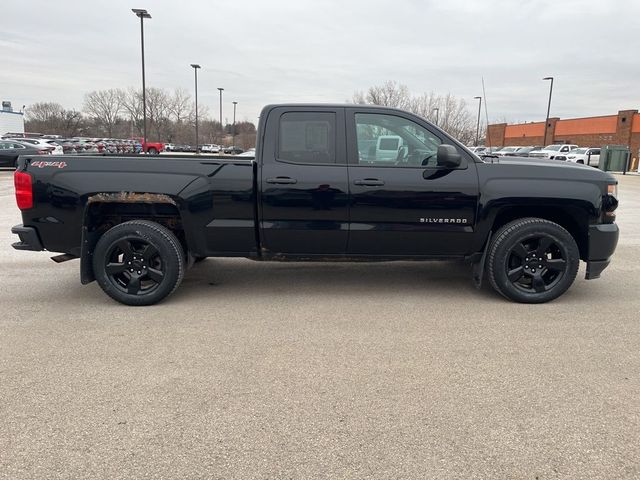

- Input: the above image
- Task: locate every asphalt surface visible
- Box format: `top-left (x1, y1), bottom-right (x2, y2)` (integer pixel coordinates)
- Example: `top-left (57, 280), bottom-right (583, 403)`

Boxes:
top-left (0, 168), bottom-right (639, 479)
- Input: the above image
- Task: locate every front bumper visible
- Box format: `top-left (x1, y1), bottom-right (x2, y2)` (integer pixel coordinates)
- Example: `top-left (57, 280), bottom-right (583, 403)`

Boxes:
top-left (11, 224), bottom-right (44, 251)
top-left (585, 223), bottom-right (619, 279)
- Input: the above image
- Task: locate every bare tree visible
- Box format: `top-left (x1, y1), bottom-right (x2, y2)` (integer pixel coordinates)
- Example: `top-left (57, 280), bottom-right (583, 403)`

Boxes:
top-left (83, 89), bottom-right (124, 137)
top-left (353, 81), bottom-right (477, 145)
top-left (121, 87), bottom-right (144, 137)
top-left (25, 102), bottom-right (83, 136)
top-left (353, 80), bottom-right (412, 110)
top-left (24, 87), bottom-right (255, 144)
top-left (168, 88), bottom-right (193, 123)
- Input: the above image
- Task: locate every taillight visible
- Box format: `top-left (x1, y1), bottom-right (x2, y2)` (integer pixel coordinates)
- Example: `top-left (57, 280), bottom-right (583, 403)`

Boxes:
top-left (14, 171), bottom-right (33, 210)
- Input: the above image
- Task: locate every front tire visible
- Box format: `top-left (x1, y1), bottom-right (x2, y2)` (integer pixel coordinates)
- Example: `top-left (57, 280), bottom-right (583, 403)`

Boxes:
top-left (487, 218), bottom-right (579, 303)
top-left (93, 220), bottom-right (185, 306)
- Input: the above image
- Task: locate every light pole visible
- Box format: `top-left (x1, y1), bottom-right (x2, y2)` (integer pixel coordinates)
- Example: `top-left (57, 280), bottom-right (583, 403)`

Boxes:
top-left (232, 101), bottom-right (237, 147)
top-left (217, 87), bottom-right (224, 130)
top-left (132, 8), bottom-right (151, 153)
top-left (474, 96), bottom-right (482, 146)
top-left (190, 64), bottom-right (201, 152)
top-left (433, 107), bottom-right (439, 126)
top-left (543, 76), bottom-right (554, 146)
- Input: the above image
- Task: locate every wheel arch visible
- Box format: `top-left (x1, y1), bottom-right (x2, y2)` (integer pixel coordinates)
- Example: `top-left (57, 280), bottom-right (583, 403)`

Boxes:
top-left (80, 193), bottom-right (190, 284)
top-left (489, 205), bottom-right (589, 261)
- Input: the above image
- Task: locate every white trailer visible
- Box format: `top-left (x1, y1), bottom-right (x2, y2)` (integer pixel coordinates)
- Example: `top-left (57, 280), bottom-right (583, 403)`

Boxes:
top-left (0, 109), bottom-right (25, 136)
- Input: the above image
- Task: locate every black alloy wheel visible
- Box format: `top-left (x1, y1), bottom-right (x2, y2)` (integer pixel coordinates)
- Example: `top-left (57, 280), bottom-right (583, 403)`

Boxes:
top-left (104, 237), bottom-right (165, 296)
top-left (487, 218), bottom-right (579, 303)
top-left (93, 220), bottom-right (184, 306)
top-left (505, 235), bottom-right (567, 294)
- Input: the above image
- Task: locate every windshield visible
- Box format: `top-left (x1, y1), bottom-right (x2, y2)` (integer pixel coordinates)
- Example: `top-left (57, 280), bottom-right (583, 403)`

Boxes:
top-left (544, 145), bottom-right (563, 151)
top-left (501, 147), bottom-right (518, 152)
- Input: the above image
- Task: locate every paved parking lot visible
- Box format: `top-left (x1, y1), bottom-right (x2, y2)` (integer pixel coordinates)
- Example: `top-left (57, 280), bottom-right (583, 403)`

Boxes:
top-left (0, 169), bottom-right (639, 479)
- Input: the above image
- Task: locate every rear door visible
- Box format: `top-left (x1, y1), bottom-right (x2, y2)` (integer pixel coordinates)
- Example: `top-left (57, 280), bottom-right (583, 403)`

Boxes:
top-left (345, 108), bottom-right (479, 256)
top-left (259, 106), bottom-right (349, 255)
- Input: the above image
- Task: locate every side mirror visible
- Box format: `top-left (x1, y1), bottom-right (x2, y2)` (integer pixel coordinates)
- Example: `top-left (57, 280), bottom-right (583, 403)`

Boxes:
top-left (436, 144), bottom-right (462, 168)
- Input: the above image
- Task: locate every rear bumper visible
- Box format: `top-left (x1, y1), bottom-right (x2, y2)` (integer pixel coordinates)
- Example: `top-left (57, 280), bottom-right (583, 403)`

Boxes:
top-left (585, 223), bottom-right (619, 279)
top-left (11, 224), bottom-right (44, 251)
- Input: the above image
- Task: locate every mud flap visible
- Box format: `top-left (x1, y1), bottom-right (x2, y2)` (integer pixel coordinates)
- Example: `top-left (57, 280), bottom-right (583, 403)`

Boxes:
top-left (80, 226), bottom-right (99, 284)
top-left (472, 230), bottom-right (492, 289)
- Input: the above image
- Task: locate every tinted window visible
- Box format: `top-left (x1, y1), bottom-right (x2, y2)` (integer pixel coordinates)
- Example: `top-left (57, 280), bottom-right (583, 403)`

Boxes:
top-left (355, 113), bottom-right (442, 167)
top-left (278, 112), bottom-right (336, 164)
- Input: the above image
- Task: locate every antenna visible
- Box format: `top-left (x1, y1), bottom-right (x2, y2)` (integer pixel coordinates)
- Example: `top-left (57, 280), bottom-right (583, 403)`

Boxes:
top-left (482, 76), bottom-right (491, 149)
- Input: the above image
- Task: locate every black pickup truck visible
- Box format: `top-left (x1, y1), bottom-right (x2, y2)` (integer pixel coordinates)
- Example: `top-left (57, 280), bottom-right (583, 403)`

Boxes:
top-left (11, 104), bottom-right (619, 305)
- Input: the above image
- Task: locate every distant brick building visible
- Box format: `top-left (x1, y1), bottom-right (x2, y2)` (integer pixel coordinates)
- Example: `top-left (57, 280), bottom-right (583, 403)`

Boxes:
top-left (486, 109), bottom-right (640, 161)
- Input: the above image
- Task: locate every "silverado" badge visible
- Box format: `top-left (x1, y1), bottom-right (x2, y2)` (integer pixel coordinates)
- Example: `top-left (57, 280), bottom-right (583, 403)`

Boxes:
top-left (420, 218), bottom-right (468, 224)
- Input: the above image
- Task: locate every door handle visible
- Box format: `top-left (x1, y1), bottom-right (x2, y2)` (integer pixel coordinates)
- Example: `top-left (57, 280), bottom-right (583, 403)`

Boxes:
top-left (353, 178), bottom-right (385, 186)
top-left (266, 177), bottom-right (297, 185)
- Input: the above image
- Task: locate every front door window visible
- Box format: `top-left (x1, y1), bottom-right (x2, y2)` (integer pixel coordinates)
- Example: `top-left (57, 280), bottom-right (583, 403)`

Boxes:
top-left (355, 113), bottom-right (442, 167)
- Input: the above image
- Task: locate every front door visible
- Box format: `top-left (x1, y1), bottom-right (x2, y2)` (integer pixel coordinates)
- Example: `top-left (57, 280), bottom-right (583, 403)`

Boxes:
top-left (346, 108), bottom-right (479, 256)
top-left (259, 107), bottom-right (349, 255)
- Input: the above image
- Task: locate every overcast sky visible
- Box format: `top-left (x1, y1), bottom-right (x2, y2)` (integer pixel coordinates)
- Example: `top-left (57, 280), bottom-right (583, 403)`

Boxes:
top-left (1, 0), bottom-right (639, 125)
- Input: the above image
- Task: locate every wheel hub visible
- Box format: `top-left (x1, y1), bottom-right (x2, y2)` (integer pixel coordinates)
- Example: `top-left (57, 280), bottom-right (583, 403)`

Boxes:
top-left (524, 255), bottom-right (545, 274)
top-left (124, 253), bottom-right (148, 276)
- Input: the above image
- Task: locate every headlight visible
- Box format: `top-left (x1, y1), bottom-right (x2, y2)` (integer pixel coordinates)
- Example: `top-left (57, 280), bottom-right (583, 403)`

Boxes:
top-left (607, 184), bottom-right (618, 198)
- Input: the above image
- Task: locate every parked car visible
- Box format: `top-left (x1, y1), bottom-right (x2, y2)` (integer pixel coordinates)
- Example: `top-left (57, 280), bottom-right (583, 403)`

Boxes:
top-left (528, 144), bottom-right (579, 160)
top-left (223, 146), bottom-right (244, 155)
top-left (0, 140), bottom-right (50, 167)
top-left (132, 138), bottom-right (164, 154)
top-left (493, 146), bottom-right (521, 157)
top-left (200, 144), bottom-right (221, 153)
top-left (12, 103), bottom-right (619, 306)
top-left (502, 146), bottom-right (543, 157)
top-left (236, 148), bottom-right (256, 157)
top-left (6, 138), bottom-right (61, 155)
top-left (468, 146), bottom-right (489, 155)
top-left (558, 147), bottom-right (601, 167)
top-left (164, 143), bottom-right (176, 152)
top-left (70, 139), bottom-right (98, 154)
top-left (52, 139), bottom-right (77, 155)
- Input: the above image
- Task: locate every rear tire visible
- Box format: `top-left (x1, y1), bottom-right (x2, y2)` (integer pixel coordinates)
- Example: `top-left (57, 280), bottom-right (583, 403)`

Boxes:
top-left (148, 147), bottom-right (158, 155)
top-left (487, 218), bottom-right (579, 303)
top-left (93, 220), bottom-right (184, 306)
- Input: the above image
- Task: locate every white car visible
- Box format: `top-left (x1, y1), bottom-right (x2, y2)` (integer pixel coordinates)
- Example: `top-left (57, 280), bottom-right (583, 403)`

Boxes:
top-left (6, 137), bottom-right (63, 155)
top-left (558, 147), bottom-right (600, 167)
top-left (528, 144), bottom-right (578, 160)
top-left (237, 148), bottom-right (256, 157)
top-left (200, 144), bottom-right (221, 153)
top-left (468, 146), bottom-right (489, 155)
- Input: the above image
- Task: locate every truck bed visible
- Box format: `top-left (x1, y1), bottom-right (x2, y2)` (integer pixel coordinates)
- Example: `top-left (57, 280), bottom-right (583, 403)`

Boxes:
top-left (19, 154), bottom-right (257, 257)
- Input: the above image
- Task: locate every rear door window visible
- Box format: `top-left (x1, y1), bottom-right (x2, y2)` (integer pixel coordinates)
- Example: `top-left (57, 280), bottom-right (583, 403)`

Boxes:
top-left (278, 112), bottom-right (336, 164)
